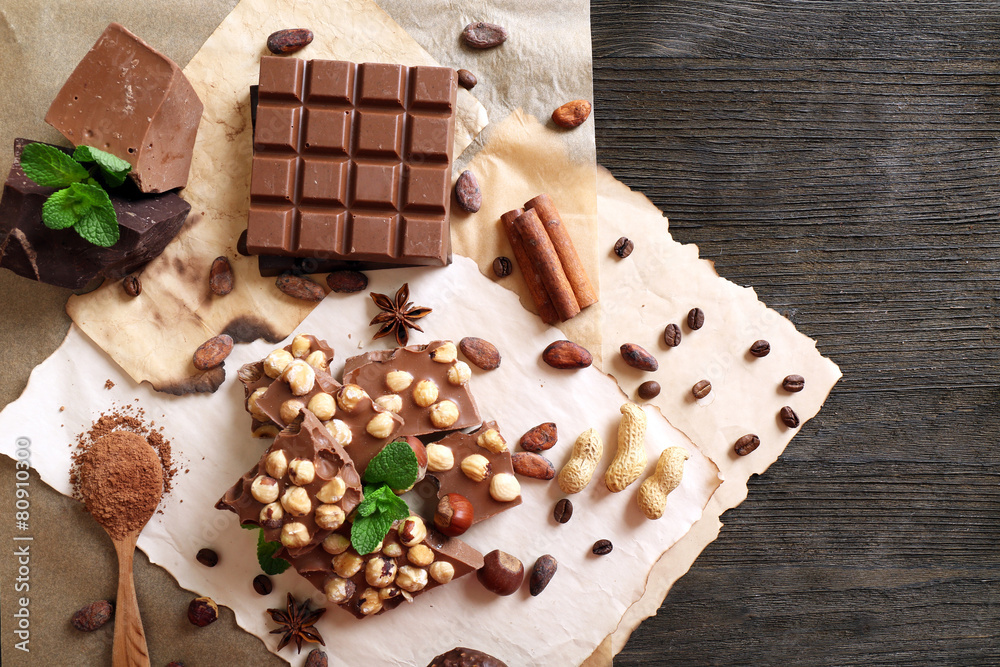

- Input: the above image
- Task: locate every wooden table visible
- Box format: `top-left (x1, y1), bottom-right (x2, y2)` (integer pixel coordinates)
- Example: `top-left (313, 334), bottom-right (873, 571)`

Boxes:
top-left (595, 2), bottom-right (1000, 664)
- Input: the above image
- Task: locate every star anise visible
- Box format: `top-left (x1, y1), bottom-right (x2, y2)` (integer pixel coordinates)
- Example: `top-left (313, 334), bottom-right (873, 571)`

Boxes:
top-left (266, 593), bottom-right (326, 653)
top-left (369, 283), bottom-right (432, 346)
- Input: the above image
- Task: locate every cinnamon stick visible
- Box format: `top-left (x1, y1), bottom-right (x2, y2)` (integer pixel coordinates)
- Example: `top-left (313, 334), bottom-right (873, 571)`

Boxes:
top-left (524, 193), bottom-right (598, 309)
top-left (512, 209), bottom-right (581, 321)
top-left (500, 208), bottom-right (560, 325)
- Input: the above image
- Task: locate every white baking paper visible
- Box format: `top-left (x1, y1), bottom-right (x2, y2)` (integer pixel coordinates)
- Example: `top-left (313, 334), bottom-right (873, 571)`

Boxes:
top-left (0, 255), bottom-right (721, 667)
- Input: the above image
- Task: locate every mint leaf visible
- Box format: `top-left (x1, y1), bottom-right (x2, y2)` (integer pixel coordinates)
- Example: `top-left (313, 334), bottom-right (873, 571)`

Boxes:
top-left (350, 483), bottom-right (412, 555)
top-left (256, 529), bottom-right (291, 575)
top-left (21, 142), bottom-right (89, 188)
top-left (69, 184), bottom-right (119, 247)
top-left (40, 187), bottom-right (84, 230)
top-left (73, 145), bottom-right (132, 188)
top-left (363, 440), bottom-right (419, 491)
top-left (351, 511), bottom-right (396, 555)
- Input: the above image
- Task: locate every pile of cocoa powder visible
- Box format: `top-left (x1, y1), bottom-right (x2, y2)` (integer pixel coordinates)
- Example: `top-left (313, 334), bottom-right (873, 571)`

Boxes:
top-left (78, 431), bottom-right (164, 540)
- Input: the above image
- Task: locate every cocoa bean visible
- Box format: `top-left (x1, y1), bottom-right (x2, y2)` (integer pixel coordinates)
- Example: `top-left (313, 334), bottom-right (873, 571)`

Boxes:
top-left (275, 274), bottom-right (326, 301)
top-left (459, 336), bottom-right (501, 370)
top-left (529, 555), bottom-right (558, 596)
top-left (71, 600), bottom-right (113, 632)
top-left (552, 100), bottom-right (592, 128)
top-left (193, 334), bottom-right (234, 371)
top-left (209, 256), bottom-right (234, 296)
top-left (511, 452), bottom-right (555, 480)
top-left (326, 270), bottom-right (368, 293)
top-left (620, 343), bottom-right (658, 371)
top-left (541, 340), bottom-right (592, 369)
top-left (519, 422), bottom-right (557, 452)
top-left (266, 28), bottom-right (314, 54)
top-left (461, 22), bottom-right (508, 49)
top-left (454, 170), bottom-right (482, 213)
top-left (305, 650), bottom-right (329, 667)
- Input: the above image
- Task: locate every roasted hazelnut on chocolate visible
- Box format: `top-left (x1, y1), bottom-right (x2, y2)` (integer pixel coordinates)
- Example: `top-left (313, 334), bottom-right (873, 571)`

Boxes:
top-left (426, 444), bottom-right (455, 472)
top-left (307, 393), bottom-right (336, 420)
top-left (251, 475), bottom-right (280, 504)
top-left (412, 379), bottom-right (440, 407)
top-left (333, 551), bottom-right (365, 578)
top-left (385, 370), bottom-right (414, 392)
top-left (382, 535), bottom-right (404, 558)
top-left (434, 493), bottom-right (474, 537)
top-left (265, 450), bottom-right (289, 478)
top-left (398, 515), bottom-right (428, 547)
top-left (461, 454), bottom-right (491, 482)
top-left (429, 561), bottom-right (456, 585)
top-left (447, 361), bottom-right (473, 386)
top-left (366, 411), bottom-right (397, 438)
top-left (375, 394), bottom-right (403, 413)
top-left (305, 350), bottom-right (329, 371)
top-left (252, 423), bottom-right (280, 439)
top-left (337, 384), bottom-right (368, 412)
top-left (288, 458), bottom-right (316, 486)
top-left (280, 399), bottom-right (305, 424)
top-left (358, 587), bottom-right (383, 616)
top-left (324, 576), bottom-right (356, 604)
top-left (429, 400), bottom-right (461, 428)
top-left (365, 555), bottom-right (398, 588)
top-left (476, 428), bottom-right (508, 454)
top-left (314, 504), bottom-right (346, 530)
top-left (322, 533), bottom-right (351, 555)
top-left (281, 485), bottom-right (312, 516)
top-left (280, 522), bottom-right (310, 548)
top-left (397, 565), bottom-right (429, 593)
top-left (489, 473), bottom-right (521, 502)
top-left (407, 544), bottom-right (435, 567)
top-left (430, 341), bottom-right (459, 363)
top-left (263, 349), bottom-right (293, 378)
top-left (315, 476), bottom-right (347, 503)
top-left (282, 359), bottom-right (316, 395)
top-left (291, 334), bottom-right (312, 358)
top-left (324, 419), bottom-right (352, 446)
top-left (259, 502), bottom-right (283, 529)
top-left (477, 550), bottom-right (524, 596)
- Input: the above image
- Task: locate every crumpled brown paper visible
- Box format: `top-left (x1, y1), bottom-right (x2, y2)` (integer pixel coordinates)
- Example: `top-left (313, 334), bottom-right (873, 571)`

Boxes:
top-left (65, 0), bottom-right (491, 393)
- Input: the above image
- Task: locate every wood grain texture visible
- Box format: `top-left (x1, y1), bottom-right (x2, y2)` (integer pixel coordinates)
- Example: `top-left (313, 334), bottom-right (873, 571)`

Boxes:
top-left (593, 1), bottom-right (1000, 665)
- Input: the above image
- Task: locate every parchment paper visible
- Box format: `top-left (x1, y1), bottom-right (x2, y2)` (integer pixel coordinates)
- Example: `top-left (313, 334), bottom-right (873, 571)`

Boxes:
top-left (0, 256), bottom-right (721, 667)
top-left (64, 0), bottom-right (491, 393)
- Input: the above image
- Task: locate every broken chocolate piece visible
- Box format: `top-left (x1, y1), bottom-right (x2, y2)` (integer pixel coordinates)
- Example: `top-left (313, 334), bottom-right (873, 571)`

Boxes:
top-left (45, 23), bottom-right (203, 193)
top-left (0, 139), bottom-right (190, 289)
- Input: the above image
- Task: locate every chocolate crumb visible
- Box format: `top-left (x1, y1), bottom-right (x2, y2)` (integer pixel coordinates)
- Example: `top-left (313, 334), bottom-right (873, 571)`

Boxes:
top-left (104, 379), bottom-right (115, 390)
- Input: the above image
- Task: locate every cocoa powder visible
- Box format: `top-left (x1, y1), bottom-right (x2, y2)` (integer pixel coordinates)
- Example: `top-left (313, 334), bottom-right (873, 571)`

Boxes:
top-left (78, 431), bottom-right (163, 540)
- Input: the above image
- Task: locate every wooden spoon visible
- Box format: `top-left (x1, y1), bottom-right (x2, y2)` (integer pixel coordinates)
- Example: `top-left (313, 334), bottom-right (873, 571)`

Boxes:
top-left (79, 431), bottom-right (163, 667)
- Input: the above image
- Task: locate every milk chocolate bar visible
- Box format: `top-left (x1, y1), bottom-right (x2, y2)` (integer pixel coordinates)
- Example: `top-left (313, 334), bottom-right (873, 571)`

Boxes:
top-left (426, 421), bottom-right (522, 526)
top-left (246, 57), bottom-right (457, 268)
top-left (0, 139), bottom-right (190, 289)
top-left (215, 411), bottom-right (363, 559)
top-left (343, 341), bottom-right (481, 437)
top-left (45, 23), bottom-right (203, 193)
top-left (288, 521), bottom-right (483, 618)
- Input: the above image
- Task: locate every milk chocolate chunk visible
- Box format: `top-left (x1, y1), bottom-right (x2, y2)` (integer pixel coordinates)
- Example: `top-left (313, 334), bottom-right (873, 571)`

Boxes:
top-left (246, 57), bottom-right (457, 268)
top-left (427, 422), bottom-right (522, 525)
top-left (215, 411), bottom-right (362, 559)
top-left (0, 139), bottom-right (189, 289)
top-left (45, 23), bottom-right (203, 193)
top-left (343, 341), bottom-right (481, 438)
top-left (289, 524), bottom-right (483, 619)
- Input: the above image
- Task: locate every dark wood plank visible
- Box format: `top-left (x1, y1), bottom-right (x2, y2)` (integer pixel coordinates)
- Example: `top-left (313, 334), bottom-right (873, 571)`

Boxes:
top-left (591, 1), bottom-right (1000, 664)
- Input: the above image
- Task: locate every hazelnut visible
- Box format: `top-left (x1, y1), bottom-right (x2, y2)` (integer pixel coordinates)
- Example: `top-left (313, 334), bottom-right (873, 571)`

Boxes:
top-left (187, 596), bottom-right (218, 627)
top-left (382, 537), bottom-right (404, 558)
top-left (280, 522), bottom-right (311, 548)
top-left (407, 544), bottom-right (435, 567)
top-left (412, 379), bottom-right (439, 407)
top-left (477, 549), bottom-right (524, 596)
top-left (280, 399), bottom-right (306, 424)
top-left (398, 516), bottom-right (427, 547)
top-left (396, 565), bottom-right (429, 593)
top-left (385, 370), bottom-right (414, 392)
top-left (490, 473), bottom-right (521, 503)
top-left (265, 450), bottom-right (289, 479)
top-left (366, 412), bottom-right (396, 439)
top-left (476, 428), bottom-right (507, 453)
top-left (378, 585), bottom-right (404, 601)
top-left (337, 384), bottom-right (367, 412)
top-left (315, 476), bottom-right (347, 503)
top-left (280, 485), bottom-right (312, 516)
top-left (263, 349), bottom-right (293, 378)
top-left (251, 423), bottom-right (280, 439)
top-left (374, 394), bottom-right (403, 413)
top-left (447, 361), bottom-right (472, 386)
top-left (365, 555), bottom-right (398, 588)
top-left (250, 475), bottom-right (280, 504)
top-left (434, 493), bottom-right (474, 537)
top-left (314, 504), bottom-right (346, 530)
top-left (357, 587), bottom-right (382, 616)
top-left (323, 576), bottom-right (355, 604)
top-left (429, 400), bottom-right (460, 428)
top-left (282, 359), bottom-right (316, 395)
top-left (324, 419), bottom-right (352, 446)
top-left (305, 350), bottom-right (329, 371)
top-left (321, 533), bottom-right (351, 555)
top-left (430, 341), bottom-right (458, 363)
top-left (247, 388), bottom-right (270, 422)
top-left (291, 334), bottom-right (312, 358)
top-left (426, 444), bottom-right (454, 472)
top-left (259, 502), bottom-right (283, 529)
top-left (460, 454), bottom-right (491, 482)
top-left (429, 561), bottom-right (455, 585)
top-left (287, 458), bottom-right (316, 486)
top-left (307, 393), bottom-right (336, 421)
top-left (333, 551), bottom-right (364, 578)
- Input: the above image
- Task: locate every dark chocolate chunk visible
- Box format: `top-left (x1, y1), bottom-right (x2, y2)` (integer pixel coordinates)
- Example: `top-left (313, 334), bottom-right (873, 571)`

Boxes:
top-left (427, 647), bottom-right (508, 667)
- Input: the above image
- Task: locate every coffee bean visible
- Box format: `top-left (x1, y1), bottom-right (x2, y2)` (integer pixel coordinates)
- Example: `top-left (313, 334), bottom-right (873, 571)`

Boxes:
top-left (663, 323), bottom-right (682, 347)
top-left (750, 340), bottom-right (770, 357)
top-left (592, 539), bottom-right (613, 556)
top-left (637, 381), bottom-right (661, 400)
top-left (326, 270), bottom-right (368, 293)
top-left (457, 68), bottom-right (478, 89)
top-left (620, 343), bottom-right (658, 371)
top-left (780, 406), bottom-right (800, 428)
top-left (195, 548), bottom-right (218, 568)
top-left (266, 28), bottom-right (314, 54)
top-left (252, 574), bottom-right (273, 595)
top-left (209, 257), bottom-right (234, 296)
top-left (454, 169), bottom-right (482, 213)
top-left (692, 379), bottom-right (712, 399)
top-left (461, 22), bottom-right (508, 49)
top-left (492, 256), bottom-right (512, 278)
top-left (529, 555), bottom-right (558, 596)
top-left (122, 274), bottom-right (141, 297)
top-left (687, 307), bottom-right (705, 330)
top-left (783, 374), bottom-right (805, 392)
top-left (613, 236), bottom-right (634, 258)
top-left (734, 434), bottom-right (761, 456)
top-left (553, 498), bottom-right (573, 524)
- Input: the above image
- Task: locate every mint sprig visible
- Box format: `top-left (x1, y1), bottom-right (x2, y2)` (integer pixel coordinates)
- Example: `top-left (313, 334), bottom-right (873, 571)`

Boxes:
top-left (362, 439), bottom-right (420, 491)
top-left (241, 523), bottom-right (291, 575)
top-left (19, 142), bottom-right (130, 248)
top-left (350, 443), bottom-right (422, 554)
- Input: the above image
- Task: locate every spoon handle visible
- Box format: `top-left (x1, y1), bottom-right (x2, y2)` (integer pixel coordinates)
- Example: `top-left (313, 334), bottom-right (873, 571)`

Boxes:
top-left (112, 534), bottom-right (150, 667)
